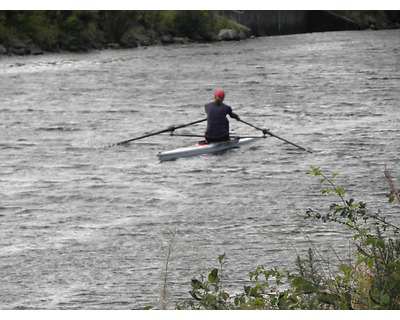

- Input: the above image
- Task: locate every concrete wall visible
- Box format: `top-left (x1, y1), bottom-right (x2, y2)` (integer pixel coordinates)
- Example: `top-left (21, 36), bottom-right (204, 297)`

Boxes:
top-left (219, 10), bottom-right (359, 36)
top-left (308, 11), bottom-right (360, 32)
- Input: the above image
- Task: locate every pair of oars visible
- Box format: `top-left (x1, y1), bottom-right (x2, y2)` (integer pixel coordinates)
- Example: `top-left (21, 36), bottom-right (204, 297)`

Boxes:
top-left (110, 117), bottom-right (312, 154)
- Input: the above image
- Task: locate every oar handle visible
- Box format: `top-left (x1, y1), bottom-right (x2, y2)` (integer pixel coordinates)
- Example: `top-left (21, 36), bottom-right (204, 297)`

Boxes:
top-left (174, 118), bottom-right (207, 130)
top-left (238, 119), bottom-right (269, 134)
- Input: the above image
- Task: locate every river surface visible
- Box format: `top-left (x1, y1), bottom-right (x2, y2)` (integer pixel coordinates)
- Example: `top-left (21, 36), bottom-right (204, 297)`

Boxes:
top-left (1, 29), bottom-right (399, 310)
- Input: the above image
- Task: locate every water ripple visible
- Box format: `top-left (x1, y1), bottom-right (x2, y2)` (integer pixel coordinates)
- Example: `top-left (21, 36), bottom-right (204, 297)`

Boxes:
top-left (0, 29), bottom-right (399, 309)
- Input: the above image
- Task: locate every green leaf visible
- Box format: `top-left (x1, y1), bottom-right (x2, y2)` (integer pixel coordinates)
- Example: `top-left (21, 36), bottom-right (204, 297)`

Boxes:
top-left (208, 268), bottom-right (218, 282)
top-left (381, 294), bottom-right (390, 305)
top-left (308, 165), bottom-right (321, 176)
top-left (244, 286), bottom-right (251, 295)
top-left (338, 264), bottom-right (352, 275)
top-left (318, 292), bottom-right (340, 304)
top-left (371, 290), bottom-right (391, 305)
top-left (335, 186), bottom-right (346, 197)
top-left (364, 237), bottom-right (385, 248)
top-left (190, 291), bottom-right (203, 301)
top-left (191, 278), bottom-right (203, 289)
top-left (291, 276), bottom-right (316, 294)
top-left (387, 261), bottom-right (400, 269)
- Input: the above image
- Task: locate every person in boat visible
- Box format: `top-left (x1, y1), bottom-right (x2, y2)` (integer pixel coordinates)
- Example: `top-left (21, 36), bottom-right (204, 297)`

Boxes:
top-left (204, 89), bottom-right (240, 142)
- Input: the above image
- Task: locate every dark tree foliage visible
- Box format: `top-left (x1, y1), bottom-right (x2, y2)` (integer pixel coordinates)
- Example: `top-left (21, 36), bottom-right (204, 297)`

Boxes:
top-left (0, 10), bottom-right (222, 51)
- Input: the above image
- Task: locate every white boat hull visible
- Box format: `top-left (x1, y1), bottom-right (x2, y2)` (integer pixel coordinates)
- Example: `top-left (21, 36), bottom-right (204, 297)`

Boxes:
top-left (158, 137), bottom-right (257, 162)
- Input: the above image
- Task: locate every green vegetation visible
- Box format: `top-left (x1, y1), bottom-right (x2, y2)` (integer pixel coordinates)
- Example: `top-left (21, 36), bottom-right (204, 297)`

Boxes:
top-left (0, 10), bottom-right (246, 53)
top-left (173, 166), bottom-right (400, 310)
top-left (1, 10), bottom-right (398, 55)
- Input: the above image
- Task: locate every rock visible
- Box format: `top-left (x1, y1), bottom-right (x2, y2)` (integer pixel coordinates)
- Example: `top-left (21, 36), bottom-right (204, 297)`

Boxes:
top-left (107, 43), bottom-right (121, 49)
top-left (134, 30), bottom-right (161, 46)
top-left (9, 46), bottom-right (30, 55)
top-left (134, 33), bottom-right (152, 46)
top-left (209, 34), bottom-right (220, 42)
top-left (7, 39), bottom-right (26, 48)
top-left (28, 44), bottom-right (43, 55)
top-left (172, 37), bottom-right (190, 44)
top-left (120, 32), bottom-right (138, 48)
top-left (218, 29), bottom-right (240, 41)
top-left (160, 34), bottom-right (174, 44)
top-left (190, 33), bottom-right (203, 42)
top-left (238, 31), bottom-right (247, 40)
top-left (6, 38), bottom-right (31, 55)
top-left (0, 44), bottom-right (7, 54)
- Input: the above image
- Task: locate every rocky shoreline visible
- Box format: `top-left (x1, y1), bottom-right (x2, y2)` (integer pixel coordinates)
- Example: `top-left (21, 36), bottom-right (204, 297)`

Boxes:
top-left (1, 10), bottom-right (398, 57)
top-left (0, 27), bottom-right (252, 57)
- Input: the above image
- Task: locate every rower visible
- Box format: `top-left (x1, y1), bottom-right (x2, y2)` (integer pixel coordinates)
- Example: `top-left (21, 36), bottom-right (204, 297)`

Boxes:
top-left (204, 89), bottom-right (240, 143)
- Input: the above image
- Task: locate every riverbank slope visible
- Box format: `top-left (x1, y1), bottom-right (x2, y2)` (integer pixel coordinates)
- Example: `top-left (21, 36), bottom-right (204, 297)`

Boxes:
top-left (1, 10), bottom-right (399, 56)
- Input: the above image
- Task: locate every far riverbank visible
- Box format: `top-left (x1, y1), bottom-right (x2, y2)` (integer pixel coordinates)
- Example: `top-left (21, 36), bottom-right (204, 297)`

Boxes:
top-left (1, 10), bottom-right (399, 57)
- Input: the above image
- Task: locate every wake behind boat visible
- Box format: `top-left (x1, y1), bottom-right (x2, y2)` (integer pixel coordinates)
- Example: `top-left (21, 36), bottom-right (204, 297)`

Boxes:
top-left (158, 137), bottom-right (259, 162)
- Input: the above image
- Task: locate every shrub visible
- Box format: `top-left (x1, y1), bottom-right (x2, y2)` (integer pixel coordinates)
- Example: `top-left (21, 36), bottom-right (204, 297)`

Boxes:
top-left (173, 11), bottom-right (217, 40)
top-left (305, 166), bottom-right (400, 309)
top-left (177, 166), bottom-right (400, 310)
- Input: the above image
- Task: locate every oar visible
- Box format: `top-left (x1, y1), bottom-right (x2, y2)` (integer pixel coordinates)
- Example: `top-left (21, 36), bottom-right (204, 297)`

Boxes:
top-left (238, 119), bottom-right (313, 154)
top-left (111, 118), bottom-right (207, 146)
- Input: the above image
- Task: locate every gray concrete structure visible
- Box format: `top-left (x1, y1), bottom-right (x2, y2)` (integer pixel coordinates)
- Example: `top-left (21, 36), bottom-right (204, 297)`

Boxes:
top-left (219, 10), bottom-right (359, 36)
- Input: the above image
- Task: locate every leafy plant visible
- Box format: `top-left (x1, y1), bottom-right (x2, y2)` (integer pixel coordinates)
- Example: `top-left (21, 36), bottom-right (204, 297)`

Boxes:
top-left (176, 253), bottom-right (230, 310)
top-left (305, 166), bottom-right (400, 309)
top-left (177, 166), bottom-right (400, 310)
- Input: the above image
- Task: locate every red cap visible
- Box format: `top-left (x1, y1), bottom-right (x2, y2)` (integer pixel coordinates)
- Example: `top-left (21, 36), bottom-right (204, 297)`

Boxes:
top-left (214, 89), bottom-right (225, 100)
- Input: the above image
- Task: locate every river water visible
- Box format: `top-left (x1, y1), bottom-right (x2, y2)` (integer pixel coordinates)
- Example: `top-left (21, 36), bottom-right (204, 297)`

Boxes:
top-left (1, 29), bottom-right (399, 310)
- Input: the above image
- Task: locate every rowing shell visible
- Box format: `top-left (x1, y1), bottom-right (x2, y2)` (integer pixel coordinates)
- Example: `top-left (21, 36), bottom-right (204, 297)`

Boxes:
top-left (158, 137), bottom-right (258, 162)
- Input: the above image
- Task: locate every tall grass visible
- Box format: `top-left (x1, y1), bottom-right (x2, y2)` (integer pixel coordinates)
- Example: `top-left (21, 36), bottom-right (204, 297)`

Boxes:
top-left (159, 230), bottom-right (179, 310)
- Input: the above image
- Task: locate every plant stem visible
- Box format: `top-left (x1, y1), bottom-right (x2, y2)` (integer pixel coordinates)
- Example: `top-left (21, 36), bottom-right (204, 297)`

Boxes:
top-left (160, 230), bottom-right (179, 310)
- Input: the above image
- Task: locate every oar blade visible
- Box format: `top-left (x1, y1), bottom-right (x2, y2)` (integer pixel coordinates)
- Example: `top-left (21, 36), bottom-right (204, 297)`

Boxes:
top-left (267, 131), bottom-right (313, 154)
